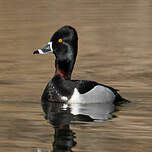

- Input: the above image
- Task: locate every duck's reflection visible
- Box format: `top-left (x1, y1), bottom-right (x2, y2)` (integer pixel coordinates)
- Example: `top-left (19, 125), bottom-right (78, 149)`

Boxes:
top-left (53, 124), bottom-right (76, 152)
top-left (43, 102), bottom-right (76, 152)
top-left (39, 101), bottom-right (117, 152)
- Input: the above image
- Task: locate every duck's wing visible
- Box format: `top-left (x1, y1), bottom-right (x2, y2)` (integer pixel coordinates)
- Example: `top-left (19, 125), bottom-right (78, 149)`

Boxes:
top-left (72, 80), bottom-right (123, 103)
top-left (72, 80), bottom-right (99, 94)
top-left (72, 80), bottom-right (116, 94)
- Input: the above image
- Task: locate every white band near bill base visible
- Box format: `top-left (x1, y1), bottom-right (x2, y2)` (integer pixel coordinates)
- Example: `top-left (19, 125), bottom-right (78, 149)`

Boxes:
top-left (37, 42), bottom-right (53, 54)
top-left (48, 42), bottom-right (53, 52)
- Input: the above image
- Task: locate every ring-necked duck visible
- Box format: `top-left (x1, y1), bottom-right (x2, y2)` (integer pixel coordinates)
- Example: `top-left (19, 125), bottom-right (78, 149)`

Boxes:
top-left (33, 26), bottom-right (124, 104)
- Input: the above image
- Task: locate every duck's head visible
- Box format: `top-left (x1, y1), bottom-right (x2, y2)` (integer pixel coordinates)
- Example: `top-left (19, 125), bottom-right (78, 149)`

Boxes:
top-left (33, 26), bottom-right (78, 79)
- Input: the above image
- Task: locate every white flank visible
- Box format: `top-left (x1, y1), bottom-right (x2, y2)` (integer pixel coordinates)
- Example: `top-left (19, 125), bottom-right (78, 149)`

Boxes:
top-left (68, 85), bottom-right (115, 104)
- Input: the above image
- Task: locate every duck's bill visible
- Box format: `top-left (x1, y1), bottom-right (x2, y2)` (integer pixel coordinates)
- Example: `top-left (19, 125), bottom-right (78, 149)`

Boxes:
top-left (33, 42), bottom-right (53, 54)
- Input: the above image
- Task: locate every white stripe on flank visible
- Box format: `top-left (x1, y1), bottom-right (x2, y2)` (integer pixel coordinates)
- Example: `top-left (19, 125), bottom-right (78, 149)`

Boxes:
top-left (68, 85), bottom-right (115, 104)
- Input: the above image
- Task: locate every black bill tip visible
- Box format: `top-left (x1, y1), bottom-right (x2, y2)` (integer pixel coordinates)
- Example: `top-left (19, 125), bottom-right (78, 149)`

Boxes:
top-left (33, 50), bottom-right (39, 54)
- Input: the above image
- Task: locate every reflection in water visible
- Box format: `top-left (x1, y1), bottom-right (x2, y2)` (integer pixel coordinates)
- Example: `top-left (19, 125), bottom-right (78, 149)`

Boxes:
top-left (38, 100), bottom-right (119, 151)
top-left (42, 102), bottom-right (76, 152)
top-left (70, 103), bottom-right (116, 121)
top-left (53, 125), bottom-right (76, 152)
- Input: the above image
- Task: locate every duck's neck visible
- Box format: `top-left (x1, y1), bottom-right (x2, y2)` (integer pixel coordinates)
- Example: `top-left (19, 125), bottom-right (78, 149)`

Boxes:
top-left (55, 59), bottom-right (75, 80)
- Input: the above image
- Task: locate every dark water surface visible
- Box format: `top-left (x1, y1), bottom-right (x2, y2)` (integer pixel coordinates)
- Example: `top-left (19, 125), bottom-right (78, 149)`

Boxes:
top-left (0, 0), bottom-right (152, 151)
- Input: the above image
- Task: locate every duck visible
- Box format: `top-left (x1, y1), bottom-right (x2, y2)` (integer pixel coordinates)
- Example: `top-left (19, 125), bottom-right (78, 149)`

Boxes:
top-left (33, 25), bottom-right (124, 104)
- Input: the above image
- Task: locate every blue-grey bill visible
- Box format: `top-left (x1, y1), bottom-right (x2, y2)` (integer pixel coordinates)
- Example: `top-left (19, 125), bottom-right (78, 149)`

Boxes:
top-left (33, 42), bottom-right (53, 54)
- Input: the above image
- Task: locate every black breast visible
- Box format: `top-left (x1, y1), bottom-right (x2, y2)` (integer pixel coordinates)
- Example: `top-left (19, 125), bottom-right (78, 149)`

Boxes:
top-left (41, 75), bottom-right (76, 102)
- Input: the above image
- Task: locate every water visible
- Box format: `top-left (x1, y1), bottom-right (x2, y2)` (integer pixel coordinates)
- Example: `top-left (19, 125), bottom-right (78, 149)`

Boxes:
top-left (0, 0), bottom-right (152, 151)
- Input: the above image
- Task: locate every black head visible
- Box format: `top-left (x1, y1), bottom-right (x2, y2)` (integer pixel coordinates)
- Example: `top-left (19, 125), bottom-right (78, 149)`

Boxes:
top-left (51, 26), bottom-right (78, 60)
top-left (33, 26), bottom-right (78, 79)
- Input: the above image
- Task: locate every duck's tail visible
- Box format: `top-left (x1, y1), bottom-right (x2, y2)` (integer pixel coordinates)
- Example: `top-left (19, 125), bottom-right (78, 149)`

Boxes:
top-left (114, 92), bottom-right (130, 106)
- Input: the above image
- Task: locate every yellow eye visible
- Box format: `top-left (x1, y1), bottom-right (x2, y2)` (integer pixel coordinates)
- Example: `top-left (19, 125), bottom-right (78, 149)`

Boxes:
top-left (58, 38), bottom-right (63, 43)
